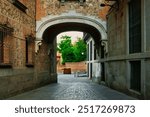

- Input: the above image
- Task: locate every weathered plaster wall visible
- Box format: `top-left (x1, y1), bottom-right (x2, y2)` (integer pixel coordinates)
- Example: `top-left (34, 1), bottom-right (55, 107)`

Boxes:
top-left (107, 0), bottom-right (127, 57)
top-left (106, 1), bottom-right (128, 93)
top-left (145, 0), bottom-right (150, 52)
top-left (106, 0), bottom-right (150, 99)
top-left (145, 0), bottom-right (150, 99)
top-left (106, 61), bottom-right (127, 91)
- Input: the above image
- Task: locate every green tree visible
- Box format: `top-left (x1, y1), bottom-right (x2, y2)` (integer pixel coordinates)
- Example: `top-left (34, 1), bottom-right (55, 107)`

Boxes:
top-left (57, 36), bottom-right (75, 63)
top-left (57, 36), bottom-right (86, 63)
top-left (73, 38), bottom-right (86, 62)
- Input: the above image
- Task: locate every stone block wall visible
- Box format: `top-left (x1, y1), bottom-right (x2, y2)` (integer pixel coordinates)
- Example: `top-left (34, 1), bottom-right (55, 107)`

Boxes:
top-left (0, 0), bottom-right (36, 68)
top-left (145, 0), bottom-right (150, 51)
top-left (0, 0), bottom-right (109, 99)
top-left (145, 0), bottom-right (150, 99)
top-left (0, 0), bottom-right (36, 99)
top-left (36, 0), bottom-right (108, 21)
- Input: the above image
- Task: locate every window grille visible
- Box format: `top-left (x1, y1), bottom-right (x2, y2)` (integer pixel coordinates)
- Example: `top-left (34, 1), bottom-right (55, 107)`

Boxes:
top-left (0, 24), bottom-right (13, 67)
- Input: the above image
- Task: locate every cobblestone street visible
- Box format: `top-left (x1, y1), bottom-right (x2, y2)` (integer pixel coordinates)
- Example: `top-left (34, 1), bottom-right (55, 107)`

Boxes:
top-left (8, 74), bottom-right (135, 100)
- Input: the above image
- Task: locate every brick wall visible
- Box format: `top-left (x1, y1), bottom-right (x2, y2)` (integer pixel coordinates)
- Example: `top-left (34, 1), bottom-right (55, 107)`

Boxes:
top-left (0, 0), bottom-right (36, 99)
top-left (57, 61), bottom-right (86, 73)
top-left (36, 0), bottom-right (108, 21)
top-left (0, 0), bottom-right (36, 68)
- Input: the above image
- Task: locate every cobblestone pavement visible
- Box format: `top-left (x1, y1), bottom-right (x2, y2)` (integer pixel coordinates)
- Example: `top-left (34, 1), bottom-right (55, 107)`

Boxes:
top-left (8, 74), bottom-right (136, 100)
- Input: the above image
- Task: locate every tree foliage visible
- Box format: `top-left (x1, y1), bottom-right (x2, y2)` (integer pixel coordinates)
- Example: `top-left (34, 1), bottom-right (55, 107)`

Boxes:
top-left (73, 38), bottom-right (86, 62)
top-left (57, 36), bottom-right (86, 63)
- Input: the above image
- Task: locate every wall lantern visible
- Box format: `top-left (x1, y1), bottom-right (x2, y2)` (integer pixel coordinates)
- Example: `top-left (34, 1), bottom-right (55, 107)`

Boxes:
top-left (25, 34), bottom-right (35, 43)
top-left (100, 0), bottom-right (119, 10)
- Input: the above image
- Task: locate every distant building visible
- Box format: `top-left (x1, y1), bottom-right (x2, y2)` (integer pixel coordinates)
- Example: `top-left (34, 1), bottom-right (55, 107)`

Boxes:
top-left (103, 0), bottom-right (150, 99)
top-left (84, 33), bottom-right (104, 83)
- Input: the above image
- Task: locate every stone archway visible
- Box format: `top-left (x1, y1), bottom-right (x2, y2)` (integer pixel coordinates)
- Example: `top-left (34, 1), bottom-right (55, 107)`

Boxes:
top-left (35, 11), bottom-right (107, 84)
top-left (36, 11), bottom-right (107, 40)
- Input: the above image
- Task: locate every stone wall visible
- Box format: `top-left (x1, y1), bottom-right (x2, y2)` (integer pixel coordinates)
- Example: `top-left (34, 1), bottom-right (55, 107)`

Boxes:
top-left (0, 0), bottom-right (35, 68)
top-left (106, 0), bottom-right (150, 99)
top-left (145, 0), bottom-right (150, 99)
top-left (106, 61), bottom-right (127, 91)
top-left (145, 0), bottom-right (150, 51)
top-left (0, 0), bottom-right (36, 99)
top-left (0, 69), bottom-right (35, 99)
top-left (35, 0), bottom-right (109, 85)
top-left (107, 0), bottom-right (126, 57)
top-left (57, 61), bottom-right (86, 73)
top-left (35, 38), bottom-right (57, 84)
top-left (36, 0), bottom-right (108, 21)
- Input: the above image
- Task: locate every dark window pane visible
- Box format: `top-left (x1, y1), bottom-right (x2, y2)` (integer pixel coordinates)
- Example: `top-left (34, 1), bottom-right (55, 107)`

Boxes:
top-left (130, 61), bottom-right (141, 92)
top-left (87, 44), bottom-right (89, 61)
top-left (90, 41), bottom-right (92, 60)
top-left (129, 0), bottom-right (141, 53)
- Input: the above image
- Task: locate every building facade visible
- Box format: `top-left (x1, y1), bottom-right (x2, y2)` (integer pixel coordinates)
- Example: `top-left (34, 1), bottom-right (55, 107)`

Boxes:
top-left (35, 0), bottom-right (108, 88)
top-left (84, 34), bottom-right (102, 83)
top-left (0, 0), bottom-right (36, 99)
top-left (104, 0), bottom-right (150, 99)
top-left (0, 0), bottom-right (108, 99)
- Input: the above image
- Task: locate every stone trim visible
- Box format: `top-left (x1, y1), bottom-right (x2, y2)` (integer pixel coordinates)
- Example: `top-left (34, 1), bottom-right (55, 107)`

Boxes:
top-left (98, 52), bottom-right (150, 63)
top-left (36, 11), bottom-right (107, 41)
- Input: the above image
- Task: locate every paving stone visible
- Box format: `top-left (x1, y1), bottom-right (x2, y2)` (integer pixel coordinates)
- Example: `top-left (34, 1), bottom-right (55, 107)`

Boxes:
top-left (7, 74), bottom-right (136, 100)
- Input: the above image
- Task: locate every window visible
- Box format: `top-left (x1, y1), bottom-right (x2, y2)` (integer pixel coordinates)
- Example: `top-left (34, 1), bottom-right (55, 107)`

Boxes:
top-left (101, 45), bottom-right (105, 59)
top-left (25, 35), bottom-right (34, 67)
top-left (0, 24), bottom-right (13, 67)
top-left (87, 44), bottom-right (89, 61)
top-left (130, 61), bottom-right (141, 92)
top-left (129, 0), bottom-right (141, 53)
top-left (94, 46), bottom-right (97, 60)
top-left (90, 41), bottom-right (92, 61)
top-left (101, 62), bottom-right (105, 81)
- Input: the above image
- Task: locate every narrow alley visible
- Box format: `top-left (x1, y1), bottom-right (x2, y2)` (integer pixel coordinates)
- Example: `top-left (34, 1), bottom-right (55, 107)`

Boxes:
top-left (8, 74), bottom-right (135, 100)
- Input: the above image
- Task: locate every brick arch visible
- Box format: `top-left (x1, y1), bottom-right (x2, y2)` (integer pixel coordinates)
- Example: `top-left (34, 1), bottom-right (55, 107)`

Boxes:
top-left (36, 11), bottom-right (107, 41)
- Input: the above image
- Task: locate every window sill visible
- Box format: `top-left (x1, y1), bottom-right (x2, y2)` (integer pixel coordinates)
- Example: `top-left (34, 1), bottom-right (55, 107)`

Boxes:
top-left (0, 63), bottom-right (12, 68)
top-left (26, 63), bottom-right (34, 67)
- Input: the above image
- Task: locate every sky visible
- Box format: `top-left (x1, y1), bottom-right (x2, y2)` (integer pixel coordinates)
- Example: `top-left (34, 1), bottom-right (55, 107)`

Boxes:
top-left (57, 31), bottom-right (83, 44)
